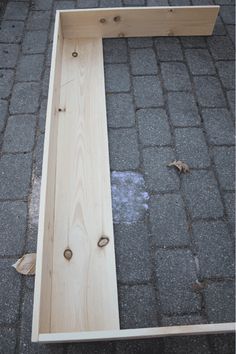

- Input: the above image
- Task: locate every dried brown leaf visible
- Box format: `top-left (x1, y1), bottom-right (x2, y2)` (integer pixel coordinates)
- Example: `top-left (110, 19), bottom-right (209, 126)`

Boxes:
top-left (12, 253), bottom-right (36, 275)
top-left (168, 160), bottom-right (190, 174)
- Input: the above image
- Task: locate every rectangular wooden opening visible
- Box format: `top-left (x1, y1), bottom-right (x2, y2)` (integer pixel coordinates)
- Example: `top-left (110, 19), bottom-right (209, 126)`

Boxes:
top-left (32, 6), bottom-right (235, 343)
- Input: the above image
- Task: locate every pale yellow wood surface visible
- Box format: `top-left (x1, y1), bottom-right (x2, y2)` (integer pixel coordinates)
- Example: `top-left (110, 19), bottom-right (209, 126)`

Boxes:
top-left (60, 6), bottom-right (219, 39)
top-left (50, 37), bottom-right (119, 333)
top-left (38, 323), bottom-right (235, 343)
top-left (32, 12), bottom-right (63, 341)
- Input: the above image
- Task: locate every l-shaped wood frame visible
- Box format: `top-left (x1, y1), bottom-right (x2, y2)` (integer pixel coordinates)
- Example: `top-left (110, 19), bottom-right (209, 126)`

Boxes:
top-left (32, 6), bottom-right (235, 343)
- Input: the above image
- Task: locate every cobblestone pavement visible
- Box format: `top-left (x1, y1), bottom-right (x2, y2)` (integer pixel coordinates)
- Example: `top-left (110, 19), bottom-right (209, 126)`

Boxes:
top-left (0, 0), bottom-right (235, 353)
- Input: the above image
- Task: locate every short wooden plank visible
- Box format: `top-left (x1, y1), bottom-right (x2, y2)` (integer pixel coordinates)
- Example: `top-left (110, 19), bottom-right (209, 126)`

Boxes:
top-left (38, 323), bottom-right (235, 343)
top-left (32, 12), bottom-right (64, 341)
top-left (60, 6), bottom-right (219, 39)
top-left (50, 37), bottom-right (119, 333)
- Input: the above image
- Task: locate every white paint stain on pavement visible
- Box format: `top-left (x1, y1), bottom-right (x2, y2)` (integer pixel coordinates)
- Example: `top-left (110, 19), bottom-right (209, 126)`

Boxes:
top-left (111, 171), bottom-right (149, 224)
top-left (29, 176), bottom-right (41, 225)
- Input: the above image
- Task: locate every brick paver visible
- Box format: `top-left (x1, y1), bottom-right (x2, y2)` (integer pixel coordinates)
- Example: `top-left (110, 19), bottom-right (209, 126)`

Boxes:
top-left (0, 0), bottom-right (235, 353)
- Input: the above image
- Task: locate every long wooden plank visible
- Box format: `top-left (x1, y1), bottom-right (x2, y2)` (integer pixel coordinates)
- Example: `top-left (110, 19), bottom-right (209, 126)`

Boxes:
top-left (32, 12), bottom-right (63, 341)
top-left (39, 323), bottom-right (235, 343)
top-left (50, 37), bottom-right (119, 333)
top-left (60, 6), bottom-right (219, 39)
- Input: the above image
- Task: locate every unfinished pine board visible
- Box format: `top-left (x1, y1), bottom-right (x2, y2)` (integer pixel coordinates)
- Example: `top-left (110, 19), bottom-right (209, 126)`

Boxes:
top-left (39, 323), bottom-right (236, 343)
top-left (60, 6), bottom-right (219, 38)
top-left (50, 37), bottom-right (119, 333)
top-left (32, 6), bottom-right (235, 343)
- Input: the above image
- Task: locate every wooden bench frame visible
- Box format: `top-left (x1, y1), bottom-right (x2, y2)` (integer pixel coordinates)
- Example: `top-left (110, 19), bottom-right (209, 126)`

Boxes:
top-left (32, 6), bottom-right (235, 343)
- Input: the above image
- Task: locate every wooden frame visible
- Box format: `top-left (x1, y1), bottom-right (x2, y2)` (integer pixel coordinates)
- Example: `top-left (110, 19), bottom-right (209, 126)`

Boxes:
top-left (32, 6), bottom-right (235, 343)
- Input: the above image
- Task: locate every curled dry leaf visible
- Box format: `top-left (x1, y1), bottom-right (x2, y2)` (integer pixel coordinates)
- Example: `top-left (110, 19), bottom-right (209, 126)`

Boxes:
top-left (168, 160), bottom-right (190, 174)
top-left (12, 253), bottom-right (36, 275)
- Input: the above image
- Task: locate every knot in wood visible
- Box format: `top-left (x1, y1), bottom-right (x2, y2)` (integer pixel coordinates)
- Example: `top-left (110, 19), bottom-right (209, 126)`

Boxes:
top-left (64, 248), bottom-right (73, 260)
top-left (113, 16), bottom-right (121, 22)
top-left (97, 236), bottom-right (109, 248)
top-left (99, 18), bottom-right (106, 24)
top-left (72, 51), bottom-right (78, 57)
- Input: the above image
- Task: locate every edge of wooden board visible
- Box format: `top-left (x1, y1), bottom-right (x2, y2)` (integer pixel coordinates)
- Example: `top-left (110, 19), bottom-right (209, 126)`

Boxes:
top-left (57, 5), bottom-right (220, 12)
top-left (37, 323), bottom-right (235, 343)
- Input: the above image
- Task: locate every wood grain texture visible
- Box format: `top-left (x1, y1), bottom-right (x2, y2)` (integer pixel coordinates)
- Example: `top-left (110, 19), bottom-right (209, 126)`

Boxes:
top-left (50, 37), bottom-right (119, 333)
top-left (60, 6), bottom-right (219, 39)
top-left (32, 12), bottom-right (63, 341)
top-left (39, 323), bottom-right (235, 343)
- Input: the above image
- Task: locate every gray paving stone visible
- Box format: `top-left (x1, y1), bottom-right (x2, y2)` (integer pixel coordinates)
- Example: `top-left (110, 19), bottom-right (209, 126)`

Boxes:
top-left (209, 334), bottom-right (235, 354)
top-left (22, 31), bottom-right (48, 54)
top-left (137, 108), bottom-right (171, 146)
top-left (226, 24), bottom-right (235, 44)
top-left (204, 281), bottom-right (235, 323)
top-left (161, 63), bottom-right (191, 91)
top-left (3, 115), bottom-right (36, 153)
top-left (46, 43), bottom-right (53, 66)
top-left (67, 341), bottom-right (114, 354)
top-left (168, 92), bottom-right (200, 127)
top-left (128, 37), bottom-right (153, 48)
top-left (161, 314), bottom-right (207, 326)
top-left (223, 192), bottom-right (235, 230)
top-left (202, 108), bottom-right (235, 145)
top-left (10, 82), bottom-right (40, 114)
top-left (54, 0), bottom-right (75, 11)
top-left (220, 5), bottom-right (235, 24)
top-left (116, 339), bottom-right (161, 354)
top-left (207, 36), bottom-right (234, 60)
top-left (192, 0), bottom-right (214, 3)
top-left (192, 221), bottom-right (234, 278)
top-left (108, 128), bottom-right (139, 170)
top-left (4, 1), bottom-right (29, 20)
top-left (114, 223), bottom-right (152, 283)
top-left (16, 54), bottom-right (44, 82)
top-left (227, 90), bottom-right (235, 113)
top-left (0, 328), bottom-right (17, 353)
top-left (130, 48), bottom-right (158, 75)
top-left (123, 0), bottom-right (145, 5)
top-left (212, 146), bottom-right (235, 190)
top-left (105, 64), bottom-right (130, 92)
top-left (76, 0), bottom-right (98, 8)
top-left (169, 0), bottom-right (190, 3)
top-left (214, 0), bottom-right (234, 3)
top-left (155, 38), bottom-right (183, 61)
top-left (106, 93), bottom-right (135, 128)
top-left (194, 76), bottom-right (226, 107)
top-left (0, 201), bottom-right (27, 256)
top-left (0, 153), bottom-right (32, 199)
top-left (133, 76), bottom-right (164, 108)
top-left (181, 37), bottom-right (206, 48)
top-left (0, 259), bottom-right (21, 324)
top-left (100, 0), bottom-right (122, 6)
top-left (0, 44), bottom-right (20, 68)
top-left (119, 285), bottom-right (158, 328)
top-left (0, 99), bottom-right (8, 133)
top-left (150, 194), bottom-right (190, 247)
top-left (42, 66), bottom-right (50, 97)
top-left (39, 98), bottom-right (47, 132)
top-left (26, 10), bottom-right (51, 30)
top-left (182, 170), bottom-right (224, 219)
top-left (213, 16), bottom-right (227, 36)
top-left (34, 134), bottom-right (45, 177)
top-left (32, 0), bottom-right (54, 10)
top-left (175, 128), bottom-right (210, 168)
top-left (103, 39), bottom-right (128, 64)
top-left (0, 20), bottom-right (24, 43)
top-left (185, 49), bottom-right (215, 75)
top-left (155, 249), bottom-right (200, 315)
top-left (19, 290), bottom-right (39, 354)
top-left (0, 69), bottom-right (14, 99)
top-left (147, 0), bottom-right (169, 4)
top-left (164, 336), bottom-right (211, 354)
top-left (143, 147), bottom-right (180, 192)
top-left (216, 61), bottom-right (235, 89)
